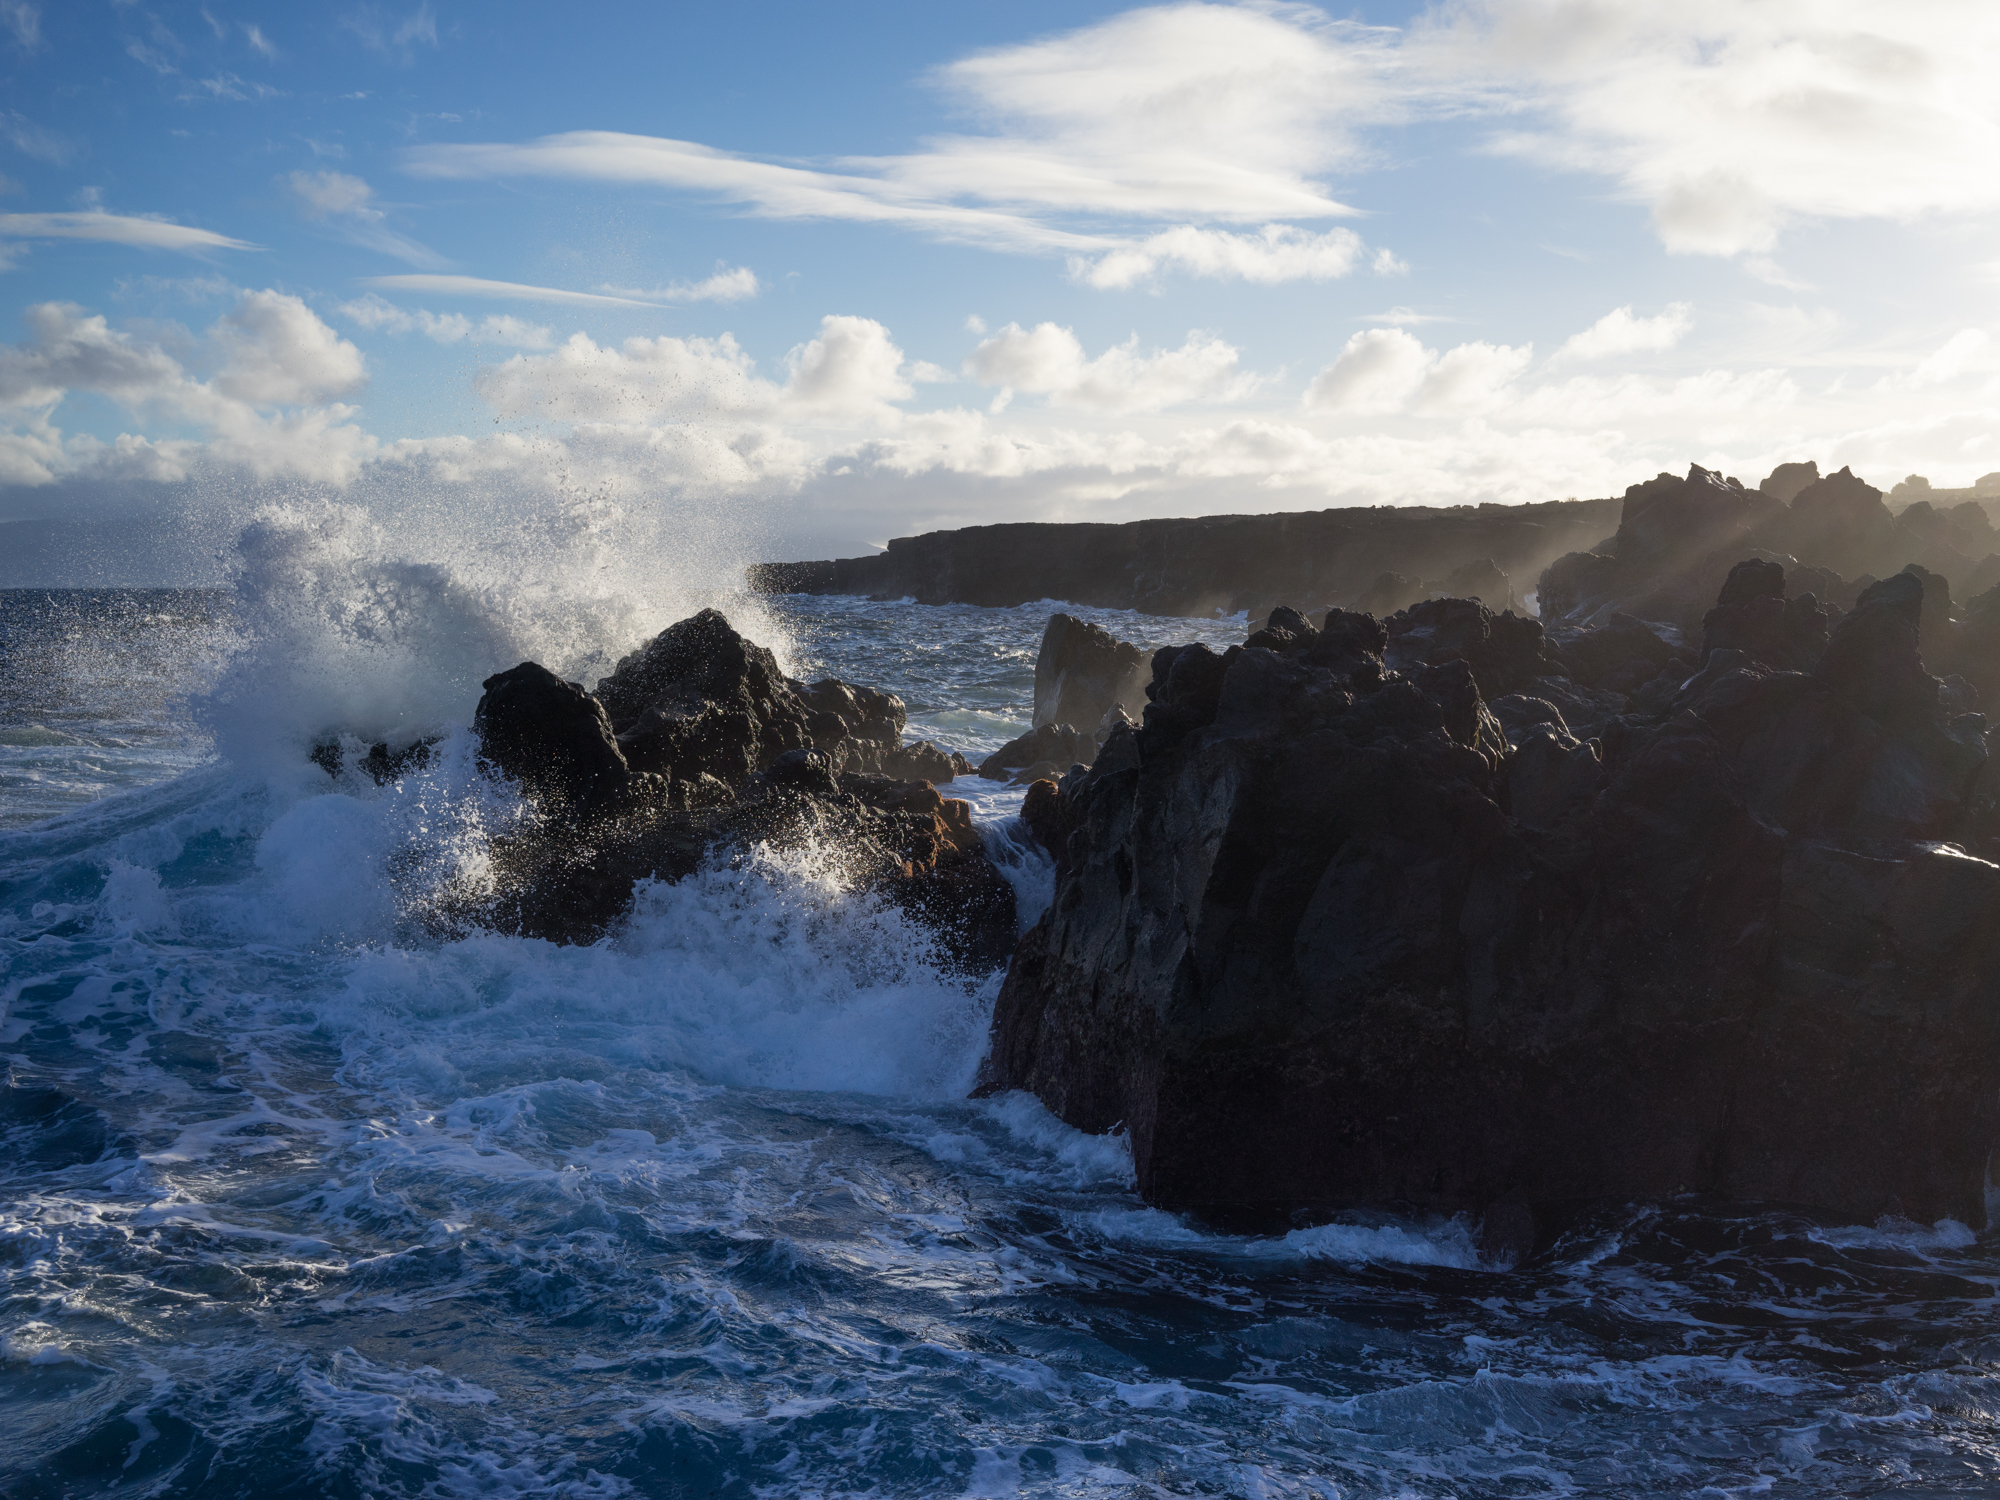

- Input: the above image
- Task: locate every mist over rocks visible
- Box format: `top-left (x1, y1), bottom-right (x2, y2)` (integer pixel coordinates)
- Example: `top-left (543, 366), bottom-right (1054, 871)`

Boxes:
top-left (980, 488), bottom-right (2000, 1239)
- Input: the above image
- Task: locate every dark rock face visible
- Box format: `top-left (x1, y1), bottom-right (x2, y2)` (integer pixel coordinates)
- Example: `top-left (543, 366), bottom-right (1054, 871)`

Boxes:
top-left (598, 608), bottom-right (811, 781)
top-left (1034, 613), bottom-right (1151, 731)
top-left (751, 499), bottom-right (1622, 619)
top-left (1539, 462), bottom-right (2000, 645)
top-left (467, 612), bottom-right (1009, 962)
top-left (473, 663), bottom-right (630, 810)
top-left (978, 563), bottom-right (2000, 1234)
top-left (795, 677), bottom-right (906, 767)
top-left (979, 722), bottom-right (1094, 784)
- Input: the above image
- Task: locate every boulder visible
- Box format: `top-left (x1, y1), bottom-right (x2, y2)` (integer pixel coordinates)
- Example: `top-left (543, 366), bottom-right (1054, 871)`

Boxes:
top-left (597, 608), bottom-right (811, 781)
top-left (978, 566), bottom-right (2000, 1235)
top-left (1760, 460), bottom-right (1821, 504)
top-left (459, 611), bottom-right (1009, 964)
top-left (1384, 597), bottom-right (1555, 699)
top-left (1034, 614), bottom-right (1151, 733)
top-left (794, 677), bottom-right (907, 771)
top-left (473, 663), bottom-right (629, 810)
top-left (978, 722), bottom-right (1093, 783)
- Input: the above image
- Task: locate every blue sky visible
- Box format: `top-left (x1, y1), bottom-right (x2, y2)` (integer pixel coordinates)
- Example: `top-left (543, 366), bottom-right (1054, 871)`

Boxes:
top-left (4, 0), bottom-right (1999, 579)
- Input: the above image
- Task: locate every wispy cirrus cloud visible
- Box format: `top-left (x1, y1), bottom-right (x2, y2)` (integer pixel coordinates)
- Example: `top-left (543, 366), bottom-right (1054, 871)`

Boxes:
top-left (401, 5), bottom-right (1406, 285)
top-left (360, 273), bottom-right (665, 309)
top-left (286, 170), bottom-right (444, 268)
top-left (401, 1), bottom-right (2000, 281)
top-left (597, 265), bottom-right (759, 304)
top-left (0, 211), bottom-right (256, 254)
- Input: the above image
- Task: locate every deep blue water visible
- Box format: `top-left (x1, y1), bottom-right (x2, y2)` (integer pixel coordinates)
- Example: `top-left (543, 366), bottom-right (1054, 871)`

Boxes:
top-left (7, 564), bottom-right (2000, 1498)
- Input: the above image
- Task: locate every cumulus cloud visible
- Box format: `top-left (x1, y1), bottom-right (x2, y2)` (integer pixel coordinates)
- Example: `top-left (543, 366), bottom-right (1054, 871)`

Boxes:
top-left (0, 211), bottom-right (256, 254)
top-left (964, 322), bottom-right (1257, 412)
top-left (1553, 303), bottom-right (1694, 362)
top-left (474, 314), bottom-right (919, 431)
top-left (287, 170), bottom-right (443, 268)
top-left (1304, 327), bottom-right (1532, 414)
top-left (211, 290), bottom-right (367, 403)
top-left (0, 292), bottom-right (374, 486)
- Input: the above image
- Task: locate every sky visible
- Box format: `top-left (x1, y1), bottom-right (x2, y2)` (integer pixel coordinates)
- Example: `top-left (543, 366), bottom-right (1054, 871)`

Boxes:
top-left (3, 0), bottom-right (1999, 582)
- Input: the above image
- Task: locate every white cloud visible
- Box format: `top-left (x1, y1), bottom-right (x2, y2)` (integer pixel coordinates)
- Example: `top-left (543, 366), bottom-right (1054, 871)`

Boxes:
top-left (211, 290), bottom-right (368, 404)
top-left (964, 323), bottom-right (1257, 413)
top-left (473, 314), bottom-right (920, 432)
top-left (402, 5), bottom-right (1395, 273)
top-left (1303, 328), bottom-right (1432, 413)
top-left (1363, 306), bottom-right (1454, 326)
top-left (1304, 327), bottom-right (1532, 415)
top-left (596, 265), bottom-right (759, 303)
top-left (1070, 224), bottom-right (1368, 290)
top-left (361, 274), bottom-right (664, 309)
top-left (343, 2), bottom-right (438, 63)
top-left (0, 110), bottom-right (68, 164)
top-left (1907, 328), bottom-right (1992, 388)
top-left (287, 170), bottom-right (443, 268)
top-left (1427, 0), bottom-right (2000, 256)
top-left (1413, 340), bottom-right (1535, 414)
top-left (395, 3), bottom-right (2000, 274)
top-left (0, 211), bottom-right (255, 254)
top-left (335, 293), bottom-right (553, 349)
top-left (243, 22), bottom-right (277, 59)
top-left (0, 294), bottom-right (375, 486)
top-left (1553, 303), bottom-right (1694, 362)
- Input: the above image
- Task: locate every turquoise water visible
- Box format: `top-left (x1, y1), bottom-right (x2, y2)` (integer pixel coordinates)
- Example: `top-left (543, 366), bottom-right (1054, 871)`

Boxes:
top-left (7, 566), bottom-right (2000, 1498)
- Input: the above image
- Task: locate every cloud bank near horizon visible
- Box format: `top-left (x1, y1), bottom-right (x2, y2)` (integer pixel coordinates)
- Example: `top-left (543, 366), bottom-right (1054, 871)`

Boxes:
top-left (4, 0), bottom-right (2000, 581)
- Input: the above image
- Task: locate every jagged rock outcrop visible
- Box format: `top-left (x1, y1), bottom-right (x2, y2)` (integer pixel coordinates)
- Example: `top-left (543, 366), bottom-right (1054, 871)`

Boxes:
top-left (979, 568), bottom-right (2000, 1238)
top-left (1034, 614), bottom-right (1151, 732)
top-left (465, 613), bottom-right (1010, 962)
top-left (1539, 462), bottom-right (2000, 643)
top-left (598, 608), bottom-right (812, 782)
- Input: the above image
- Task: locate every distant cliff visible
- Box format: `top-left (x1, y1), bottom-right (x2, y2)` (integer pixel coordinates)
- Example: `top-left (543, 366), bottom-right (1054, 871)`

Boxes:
top-left (747, 499), bottom-right (1624, 618)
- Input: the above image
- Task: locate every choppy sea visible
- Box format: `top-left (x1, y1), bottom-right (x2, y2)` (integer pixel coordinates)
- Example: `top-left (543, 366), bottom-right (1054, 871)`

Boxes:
top-left (7, 518), bottom-right (2000, 1497)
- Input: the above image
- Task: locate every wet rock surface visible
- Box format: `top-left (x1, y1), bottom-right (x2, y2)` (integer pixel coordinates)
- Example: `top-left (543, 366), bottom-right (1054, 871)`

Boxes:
top-left (978, 565), bottom-right (2000, 1238)
top-left (466, 612), bottom-right (1012, 966)
top-left (1033, 613), bottom-right (1150, 733)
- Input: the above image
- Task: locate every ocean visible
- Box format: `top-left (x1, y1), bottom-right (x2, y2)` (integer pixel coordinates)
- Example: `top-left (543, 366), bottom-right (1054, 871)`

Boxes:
top-left (7, 535), bottom-right (2000, 1498)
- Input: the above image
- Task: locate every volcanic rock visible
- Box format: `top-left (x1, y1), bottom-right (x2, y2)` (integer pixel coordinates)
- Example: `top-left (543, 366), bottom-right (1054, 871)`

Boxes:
top-left (466, 611), bottom-right (1008, 963)
top-left (1035, 614), bottom-right (1151, 732)
top-left (473, 662), bottom-right (629, 810)
top-left (597, 608), bottom-right (811, 781)
top-left (977, 562), bottom-right (2000, 1235)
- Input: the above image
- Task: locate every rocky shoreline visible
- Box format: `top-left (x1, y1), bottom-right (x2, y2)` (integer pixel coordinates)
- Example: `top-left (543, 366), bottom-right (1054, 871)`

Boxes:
top-left (982, 462), bottom-right (2000, 1252)
top-left (327, 459), bottom-right (2000, 1250)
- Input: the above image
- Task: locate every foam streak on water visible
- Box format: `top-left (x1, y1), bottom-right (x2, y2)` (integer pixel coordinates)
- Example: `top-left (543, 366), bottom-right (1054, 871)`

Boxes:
top-left (7, 556), bottom-right (2000, 1497)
